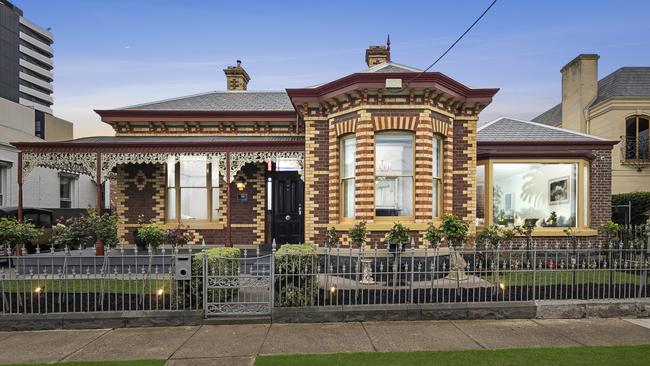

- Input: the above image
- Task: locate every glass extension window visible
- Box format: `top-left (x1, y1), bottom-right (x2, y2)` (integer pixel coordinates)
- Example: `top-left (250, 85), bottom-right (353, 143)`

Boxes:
top-left (167, 156), bottom-right (220, 222)
top-left (432, 136), bottom-right (442, 218)
top-left (341, 136), bottom-right (356, 219)
top-left (492, 163), bottom-right (577, 228)
top-left (375, 133), bottom-right (414, 218)
top-left (625, 116), bottom-right (649, 160)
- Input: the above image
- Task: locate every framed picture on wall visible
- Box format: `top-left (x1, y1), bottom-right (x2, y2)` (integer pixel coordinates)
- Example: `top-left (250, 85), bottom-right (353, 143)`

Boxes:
top-left (549, 176), bottom-right (569, 204)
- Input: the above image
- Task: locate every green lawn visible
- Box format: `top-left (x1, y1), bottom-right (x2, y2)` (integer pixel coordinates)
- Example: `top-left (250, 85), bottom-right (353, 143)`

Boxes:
top-left (7, 361), bottom-right (165, 366)
top-left (482, 270), bottom-right (644, 286)
top-left (255, 345), bottom-right (650, 366)
top-left (0, 278), bottom-right (174, 294)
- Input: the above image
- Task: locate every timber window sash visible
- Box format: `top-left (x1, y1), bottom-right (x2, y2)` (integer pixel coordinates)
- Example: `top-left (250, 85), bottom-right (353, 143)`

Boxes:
top-left (374, 132), bottom-right (414, 219)
top-left (625, 115), bottom-right (649, 161)
top-left (166, 156), bottom-right (220, 223)
top-left (340, 135), bottom-right (356, 220)
top-left (432, 136), bottom-right (443, 218)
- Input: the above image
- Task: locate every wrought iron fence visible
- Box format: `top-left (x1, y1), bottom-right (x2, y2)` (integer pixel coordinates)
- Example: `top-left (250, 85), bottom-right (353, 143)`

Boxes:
top-left (0, 237), bottom-right (649, 316)
top-left (274, 240), bottom-right (650, 307)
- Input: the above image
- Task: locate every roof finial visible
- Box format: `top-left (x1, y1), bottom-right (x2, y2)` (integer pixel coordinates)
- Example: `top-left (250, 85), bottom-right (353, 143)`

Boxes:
top-left (386, 34), bottom-right (391, 62)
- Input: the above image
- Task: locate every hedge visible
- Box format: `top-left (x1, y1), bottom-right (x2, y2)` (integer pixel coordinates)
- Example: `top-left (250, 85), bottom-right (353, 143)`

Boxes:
top-left (612, 192), bottom-right (650, 225)
top-left (274, 244), bottom-right (318, 307)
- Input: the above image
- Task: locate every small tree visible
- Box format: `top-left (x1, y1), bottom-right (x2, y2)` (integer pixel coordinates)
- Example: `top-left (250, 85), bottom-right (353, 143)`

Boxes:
top-left (441, 214), bottom-right (469, 248)
top-left (0, 218), bottom-right (41, 255)
top-left (348, 221), bottom-right (367, 248)
top-left (137, 221), bottom-right (165, 250)
top-left (477, 224), bottom-right (516, 249)
top-left (424, 221), bottom-right (443, 248)
top-left (385, 222), bottom-right (411, 250)
top-left (598, 220), bottom-right (620, 245)
top-left (87, 210), bottom-right (119, 248)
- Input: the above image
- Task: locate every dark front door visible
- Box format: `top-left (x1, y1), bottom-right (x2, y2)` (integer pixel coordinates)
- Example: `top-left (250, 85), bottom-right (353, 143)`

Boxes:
top-left (271, 171), bottom-right (304, 245)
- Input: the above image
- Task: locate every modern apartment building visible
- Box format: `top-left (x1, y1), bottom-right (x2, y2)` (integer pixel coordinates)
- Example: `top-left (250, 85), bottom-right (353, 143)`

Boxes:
top-left (0, 0), bottom-right (100, 210)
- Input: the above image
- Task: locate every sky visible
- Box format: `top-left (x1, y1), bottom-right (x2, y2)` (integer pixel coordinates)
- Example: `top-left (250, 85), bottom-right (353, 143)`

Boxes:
top-left (14, 0), bottom-right (650, 138)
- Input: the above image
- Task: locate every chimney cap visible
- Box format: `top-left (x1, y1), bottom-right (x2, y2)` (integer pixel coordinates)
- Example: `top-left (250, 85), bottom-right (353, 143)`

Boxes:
top-left (561, 54), bottom-right (600, 73)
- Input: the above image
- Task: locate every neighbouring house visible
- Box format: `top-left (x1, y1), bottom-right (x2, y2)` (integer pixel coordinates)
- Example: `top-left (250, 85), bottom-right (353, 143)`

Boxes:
top-left (10, 45), bottom-right (617, 248)
top-left (533, 54), bottom-right (650, 194)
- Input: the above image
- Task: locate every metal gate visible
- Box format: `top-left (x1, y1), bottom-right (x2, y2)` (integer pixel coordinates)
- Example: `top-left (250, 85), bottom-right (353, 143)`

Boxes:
top-left (203, 253), bottom-right (273, 317)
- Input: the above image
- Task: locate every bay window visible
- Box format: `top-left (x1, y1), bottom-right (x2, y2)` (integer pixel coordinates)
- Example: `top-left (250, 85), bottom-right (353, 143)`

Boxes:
top-left (341, 136), bottom-right (356, 219)
top-left (375, 133), bottom-right (414, 218)
top-left (167, 156), bottom-right (220, 222)
top-left (432, 136), bottom-right (442, 218)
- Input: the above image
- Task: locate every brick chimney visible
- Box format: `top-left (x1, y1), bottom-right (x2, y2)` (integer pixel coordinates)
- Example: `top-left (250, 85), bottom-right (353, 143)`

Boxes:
top-left (560, 54), bottom-right (599, 133)
top-left (365, 46), bottom-right (389, 67)
top-left (223, 60), bottom-right (250, 91)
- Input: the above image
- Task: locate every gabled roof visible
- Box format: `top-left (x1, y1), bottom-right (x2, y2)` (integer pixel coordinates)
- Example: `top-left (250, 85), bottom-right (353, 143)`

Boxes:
top-left (116, 91), bottom-right (295, 112)
top-left (478, 117), bottom-right (608, 143)
top-left (533, 67), bottom-right (650, 126)
top-left (362, 62), bottom-right (421, 73)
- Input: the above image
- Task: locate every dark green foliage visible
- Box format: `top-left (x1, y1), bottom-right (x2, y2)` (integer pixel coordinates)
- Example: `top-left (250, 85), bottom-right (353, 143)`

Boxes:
top-left (274, 244), bottom-right (318, 307)
top-left (612, 192), bottom-right (650, 224)
top-left (385, 222), bottom-right (411, 248)
top-left (348, 221), bottom-right (368, 248)
top-left (441, 214), bottom-right (469, 248)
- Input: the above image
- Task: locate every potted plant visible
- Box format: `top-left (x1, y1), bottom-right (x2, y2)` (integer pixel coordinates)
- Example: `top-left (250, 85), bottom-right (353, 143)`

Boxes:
top-left (136, 221), bottom-right (165, 251)
top-left (385, 222), bottom-right (410, 252)
top-left (348, 221), bottom-right (367, 248)
top-left (424, 221), bottom-right (443, 248)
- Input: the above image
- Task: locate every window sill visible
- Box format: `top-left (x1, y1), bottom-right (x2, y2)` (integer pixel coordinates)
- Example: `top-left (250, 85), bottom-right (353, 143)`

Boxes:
top-left (163, 222), bottom-right (224, 230)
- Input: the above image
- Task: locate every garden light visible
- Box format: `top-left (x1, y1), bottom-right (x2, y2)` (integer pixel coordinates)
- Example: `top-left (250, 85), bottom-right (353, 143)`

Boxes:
top-left (157, 288), bottom-right (164, 296)
top-left (34, 286), bottom-right (43, 293)
top-left (329, 284), bottom-right (336, 294)
top-left (499, 283), bottom-right (506, 291)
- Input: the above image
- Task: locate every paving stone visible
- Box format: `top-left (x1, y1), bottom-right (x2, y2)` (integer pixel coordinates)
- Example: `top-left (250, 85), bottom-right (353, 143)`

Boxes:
top-left (172, 324), bottom-right (269, 359)
top-left (259, 322), bottom-right (374, 355)
top-left (624, 318), bottom-right (650, 330)
top-left (536, 318), bottom-right (650, 346)
top-left (363, 320), bottom-right (482, 352)
top-left (452, 319), bottom-right (581, 349)
top-left (165, 357), bottom-right (253, 366)
top-left (67, 326), bottom-right (198, 361)
top-left (0, 329), bottom-right (108, 364)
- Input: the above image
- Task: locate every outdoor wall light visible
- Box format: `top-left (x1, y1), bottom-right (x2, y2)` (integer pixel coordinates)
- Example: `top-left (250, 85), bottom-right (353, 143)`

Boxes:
top-left (235, 172), bottom-right (247, 191)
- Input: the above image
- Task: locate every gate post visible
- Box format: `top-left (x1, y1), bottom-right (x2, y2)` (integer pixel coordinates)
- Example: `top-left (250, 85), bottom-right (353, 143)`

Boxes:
top-left (202, 248), bottom-right (208, 317)
top-left (270, 240), bottom-right (276, 315)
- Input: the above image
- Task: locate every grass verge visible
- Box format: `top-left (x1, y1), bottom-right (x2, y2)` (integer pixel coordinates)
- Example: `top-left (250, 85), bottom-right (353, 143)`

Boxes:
top-left (255, 345), bottom-right (650, 366)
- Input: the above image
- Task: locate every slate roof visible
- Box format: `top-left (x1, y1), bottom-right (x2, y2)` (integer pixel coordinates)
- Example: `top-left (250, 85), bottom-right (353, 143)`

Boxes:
top-left (478, 117), bottom-right (607, 142)
top-left (533, 67), bottom-right (650, 126)
top-left (118, 91), bottom-right (295, 112)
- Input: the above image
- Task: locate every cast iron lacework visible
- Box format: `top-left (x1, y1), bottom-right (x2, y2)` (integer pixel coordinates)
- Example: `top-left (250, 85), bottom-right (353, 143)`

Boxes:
top-left (229, 151), bottom-right (304, 181)
top-left (207, 275), bottom-right (272, 288)
top-left (101, 152), bottom-right (225, 181)
top-left (22, 152), bottom-right (96, 178)
top-left (205, 303), bottom-right (270, 315)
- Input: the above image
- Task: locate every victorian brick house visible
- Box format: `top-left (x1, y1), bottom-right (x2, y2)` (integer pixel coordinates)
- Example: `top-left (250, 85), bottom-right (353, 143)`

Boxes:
top-left (11, 45), bottom-right (617, 248)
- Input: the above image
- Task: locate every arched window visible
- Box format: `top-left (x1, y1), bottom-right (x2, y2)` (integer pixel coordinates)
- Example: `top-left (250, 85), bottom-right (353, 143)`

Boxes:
top-left (375, 132), bottom-right (414, 218)
top-left (625, 116), bottom-right (649, 161)
top-left (340, 135), bottom-right (356, 219)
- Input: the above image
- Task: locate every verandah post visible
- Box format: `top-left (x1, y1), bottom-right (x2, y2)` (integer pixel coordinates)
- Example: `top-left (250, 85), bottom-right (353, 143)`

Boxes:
top-left (95, 152), bottom-right (104, 256)
top-left (226, 151), bottom-right (232, 247)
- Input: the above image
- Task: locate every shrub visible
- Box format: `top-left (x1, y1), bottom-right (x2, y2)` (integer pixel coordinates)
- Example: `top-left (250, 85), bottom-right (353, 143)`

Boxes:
top-left (137, 221), bottom-right (165, 250)
top-left (348, 221), bottom-right (367, 248)
top-left (177, 247), bottom-right (241, 309)
top-left (325, 227), bottom-right (339, 248)
top-left (599, 220), bottom-right (620, 243)
top-left (0, 218), bottom-right (41, 255)
top-left (86, 210), bottom-right (119, 248)
top-left (385, 222), bottom-right (410, 249)
top-left (164, 223), bottom-right (193, 248)
top-left (274, 244), bottom-right (318, 307)
top-left (441, 214), bottom-right (469, 248)
top-left (52, 215), bottom-right (91, 250)
top-left (612, 192), bottom-right (650, 225)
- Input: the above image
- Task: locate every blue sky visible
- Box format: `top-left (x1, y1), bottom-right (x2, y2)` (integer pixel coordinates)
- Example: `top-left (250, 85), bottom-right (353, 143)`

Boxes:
top-left (15, 0), bottom-right (650, 137)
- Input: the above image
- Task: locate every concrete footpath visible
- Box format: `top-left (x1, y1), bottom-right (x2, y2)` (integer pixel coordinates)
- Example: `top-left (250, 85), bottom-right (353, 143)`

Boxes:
top-left (0, 318), bottom-right (649, 365)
